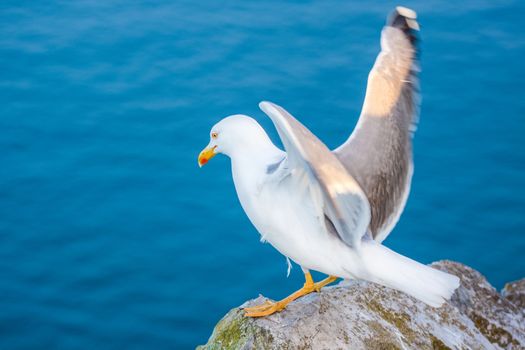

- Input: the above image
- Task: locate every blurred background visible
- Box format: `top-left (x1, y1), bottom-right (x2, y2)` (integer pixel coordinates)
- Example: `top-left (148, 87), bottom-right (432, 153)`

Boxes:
top-left (1, 0), bottom-right (524, 349)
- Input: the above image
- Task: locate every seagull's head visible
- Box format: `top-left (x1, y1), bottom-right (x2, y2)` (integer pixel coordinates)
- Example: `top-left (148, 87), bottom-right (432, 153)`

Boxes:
top-left (198, 115), bottom-right (270, 167)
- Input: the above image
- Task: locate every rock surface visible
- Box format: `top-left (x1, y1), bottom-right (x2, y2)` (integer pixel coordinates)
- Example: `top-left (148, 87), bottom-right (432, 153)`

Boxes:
top-left (198, 261), bottom-right (525, 350)
top-left (502, 279), bottom-right (525, 311)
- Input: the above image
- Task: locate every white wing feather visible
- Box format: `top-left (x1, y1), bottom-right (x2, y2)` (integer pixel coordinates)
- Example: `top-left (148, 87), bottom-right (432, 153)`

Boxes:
top-left (259, 101), bottom-right (371, 249)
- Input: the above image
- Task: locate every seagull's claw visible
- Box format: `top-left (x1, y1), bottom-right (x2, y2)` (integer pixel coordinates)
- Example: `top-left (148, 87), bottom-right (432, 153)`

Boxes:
top-left (243, 300), bottom-right (274, 313)
top-left (244, 300), bottom-right (287, 317)
top-left (243, 273), bottom-right (339, 318)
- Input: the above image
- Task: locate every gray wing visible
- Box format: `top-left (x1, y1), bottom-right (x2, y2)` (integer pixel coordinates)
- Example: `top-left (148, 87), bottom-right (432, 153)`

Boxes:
top-left (334, 7), bottom-right (420, 242)
top-left (260, 101), bottom-right (370, 249)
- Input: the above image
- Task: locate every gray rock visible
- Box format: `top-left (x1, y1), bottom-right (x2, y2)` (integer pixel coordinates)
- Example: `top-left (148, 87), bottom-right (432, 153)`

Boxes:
top-left (434, 261), bottom-right (525, 349)
top-left (502, 279), bottom-right (525, 310)
top-left (198, 261), bottom-right (525, 350)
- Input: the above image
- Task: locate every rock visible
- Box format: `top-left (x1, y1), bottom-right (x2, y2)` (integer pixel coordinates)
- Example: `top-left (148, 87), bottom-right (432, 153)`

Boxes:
top-left (502, 279), bottom-right (525, 310)
top-left (434, 261), bottom-right (525, 349)
top-left (198, 261), bottom-right (525, 350)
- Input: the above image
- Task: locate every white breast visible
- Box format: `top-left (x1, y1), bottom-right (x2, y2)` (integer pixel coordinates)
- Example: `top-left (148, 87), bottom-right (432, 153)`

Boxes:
top-left (241, 177), bottom-right (360, 278)
top-left (230, 150), bottom-right (363, 279)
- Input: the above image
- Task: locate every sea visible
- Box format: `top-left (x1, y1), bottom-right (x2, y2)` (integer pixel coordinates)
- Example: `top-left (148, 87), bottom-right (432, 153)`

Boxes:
top-left (1, 1), bottom-right (524, 349)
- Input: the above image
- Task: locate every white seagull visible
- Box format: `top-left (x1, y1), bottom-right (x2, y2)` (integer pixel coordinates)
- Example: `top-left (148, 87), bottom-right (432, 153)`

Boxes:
top-left (198, 7), bottom-right (459, 317)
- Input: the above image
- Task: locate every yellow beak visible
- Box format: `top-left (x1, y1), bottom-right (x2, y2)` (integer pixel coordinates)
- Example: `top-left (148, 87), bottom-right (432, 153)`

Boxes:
top-left (198, 145), bottom-right (217, 167)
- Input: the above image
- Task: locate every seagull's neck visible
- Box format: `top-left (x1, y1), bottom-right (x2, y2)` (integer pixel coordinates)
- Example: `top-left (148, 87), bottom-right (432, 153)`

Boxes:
top-left (229, 138), bottom-right (284, 199)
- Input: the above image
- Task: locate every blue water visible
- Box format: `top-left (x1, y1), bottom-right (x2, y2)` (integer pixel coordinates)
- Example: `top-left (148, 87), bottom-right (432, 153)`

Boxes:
top-left (1, 1), bottom-right (524, 348)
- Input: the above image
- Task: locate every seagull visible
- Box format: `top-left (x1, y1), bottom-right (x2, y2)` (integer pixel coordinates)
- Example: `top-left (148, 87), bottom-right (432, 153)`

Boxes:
top-left (198, 7), bottom-right (459, 317)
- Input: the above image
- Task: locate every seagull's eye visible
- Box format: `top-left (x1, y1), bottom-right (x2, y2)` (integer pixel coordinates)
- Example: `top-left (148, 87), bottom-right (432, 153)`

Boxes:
top-left (211, 132), bottom-right (218, 139)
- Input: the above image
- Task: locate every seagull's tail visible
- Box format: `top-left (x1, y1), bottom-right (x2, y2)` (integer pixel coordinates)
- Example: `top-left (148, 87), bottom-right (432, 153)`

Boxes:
top-left (359, 242), bottom-right (460, 307)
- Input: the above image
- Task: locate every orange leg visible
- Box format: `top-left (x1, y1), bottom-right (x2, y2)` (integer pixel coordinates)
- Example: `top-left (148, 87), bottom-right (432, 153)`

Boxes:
top-left (313, 275), bottom-right (338, 292)
top-left (244, 272), bottom-right (339, 317)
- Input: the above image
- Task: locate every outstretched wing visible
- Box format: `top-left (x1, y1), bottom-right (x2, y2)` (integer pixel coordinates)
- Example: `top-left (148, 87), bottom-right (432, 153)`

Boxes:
top-left (334, 7), bottom-right (420, 242)
top-left (260, 101), bottom-right (370, 249)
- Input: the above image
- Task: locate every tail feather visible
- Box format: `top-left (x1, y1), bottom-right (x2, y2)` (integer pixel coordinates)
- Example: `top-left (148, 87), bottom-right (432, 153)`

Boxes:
top-left (360, 242), bottom-right (460, 307)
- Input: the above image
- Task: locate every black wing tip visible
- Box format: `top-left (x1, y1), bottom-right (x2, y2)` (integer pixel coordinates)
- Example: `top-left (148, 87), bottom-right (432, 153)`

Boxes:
top-left (388, 6), bottom-right (419, 45)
